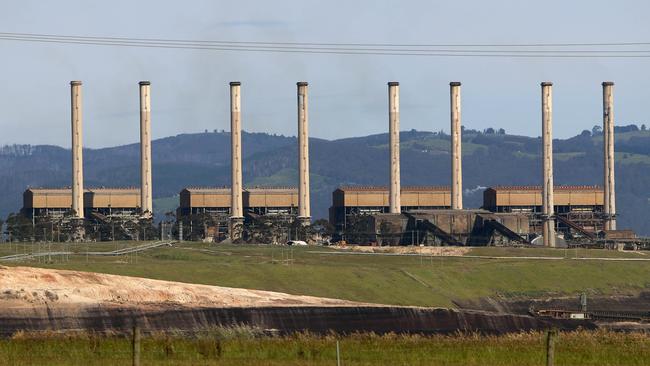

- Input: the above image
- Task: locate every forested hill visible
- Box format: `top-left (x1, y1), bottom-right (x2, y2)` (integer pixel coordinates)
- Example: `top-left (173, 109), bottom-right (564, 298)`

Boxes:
top-left (1, 125), bottom-right (649, 234)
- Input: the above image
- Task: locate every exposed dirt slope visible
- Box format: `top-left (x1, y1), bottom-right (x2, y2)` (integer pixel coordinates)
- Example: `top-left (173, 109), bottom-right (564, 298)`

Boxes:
top-left (0, 266), bottom-right (600, 336)
top-left (0, 265), bottom-right (365, 309)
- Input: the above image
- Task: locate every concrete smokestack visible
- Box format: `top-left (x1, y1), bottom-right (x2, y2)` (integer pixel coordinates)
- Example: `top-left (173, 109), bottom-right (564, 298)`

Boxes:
top-left (541, 82), bottom-right (556, 248)
top-left (297, 82), bottom-right (311, 223)
top-left (602, 81), bottom-right (617, 230)
top-left (139, 81), bottom-right (153, 218)
top-left (70, 81), bottom-right (84, 219)
top-left (388, 82), bottom-right (401, 214)
top-left (450, 82), bottom-right (463, 210)
top-left (229, 82), bottom-right (244, 240)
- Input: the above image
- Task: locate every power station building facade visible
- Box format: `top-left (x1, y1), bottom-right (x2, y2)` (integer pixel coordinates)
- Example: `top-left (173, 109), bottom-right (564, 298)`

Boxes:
top-left (14, 79), bottom-right (635, 248)
top-left (176, 187), bottom-right (299, 241)
top-left (23, 187), bottom-right (141, 220)
top-left (329, 186), bottom-right (452, 233)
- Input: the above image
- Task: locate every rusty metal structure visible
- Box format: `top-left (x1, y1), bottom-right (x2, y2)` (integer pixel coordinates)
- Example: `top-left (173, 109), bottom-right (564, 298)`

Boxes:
top-left (328, 186), bottom-right (530, 246)
top-left (328, 185), bottom-right (610, 246)
top-left (23, 187), bottom-right (142, 219)
top-left (22, 188), bottom-right (73, 220)
top-left (483, 185), bottom-right (605, 240)
top-left (176, 187), bottom-right (299, 241)
top-left (20, 187), bottom-right (145, 240)
top-left (329, 186), bottom-right (451, 233)
top-left (84, 188), bottom-right (141, 218)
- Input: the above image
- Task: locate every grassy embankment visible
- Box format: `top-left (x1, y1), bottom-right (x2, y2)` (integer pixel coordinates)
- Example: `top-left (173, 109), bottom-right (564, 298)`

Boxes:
top-left (2, 243), bottom-right (649, 307)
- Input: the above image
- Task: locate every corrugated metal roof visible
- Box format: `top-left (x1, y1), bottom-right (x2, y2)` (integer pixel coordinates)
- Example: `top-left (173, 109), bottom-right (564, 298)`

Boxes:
top-left (489, 185), bottom-right (602, 191)
top-left (26, 187), bottom-right (141, 194)
top-left (25, 188), bottom-right (72, 195)
top-left (87, 188), bottom-right (140, 195)
top-left (182, 187), bottom-right (297, 193)
top-left (246, 187), bottom-right (297, 193)
top-left (337, 186), bottom-right (450, 192)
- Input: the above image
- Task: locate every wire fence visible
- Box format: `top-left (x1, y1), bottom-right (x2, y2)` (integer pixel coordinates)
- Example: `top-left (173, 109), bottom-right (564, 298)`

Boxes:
top-left (0, 328), bottom-right (577, 366)
top-left (0, 221), bottom-right (175, 243)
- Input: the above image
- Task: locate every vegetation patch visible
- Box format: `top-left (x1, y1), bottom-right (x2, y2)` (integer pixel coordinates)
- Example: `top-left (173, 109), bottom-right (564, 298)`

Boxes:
top-left (3, 244), bottom-right (649, 308)
top-left (1, 329), bottom-right (649, 365)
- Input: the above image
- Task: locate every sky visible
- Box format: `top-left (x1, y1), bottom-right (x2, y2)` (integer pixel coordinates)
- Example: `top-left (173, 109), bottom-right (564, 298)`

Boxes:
top-left (1, 0), bottom-right (649, 148)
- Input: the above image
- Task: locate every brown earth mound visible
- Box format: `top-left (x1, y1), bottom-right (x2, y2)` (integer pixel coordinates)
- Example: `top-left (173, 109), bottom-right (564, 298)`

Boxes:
top-left (0, 265), bottom-right (365, 310)
top-left (0, 266), bottom-right (599, 336)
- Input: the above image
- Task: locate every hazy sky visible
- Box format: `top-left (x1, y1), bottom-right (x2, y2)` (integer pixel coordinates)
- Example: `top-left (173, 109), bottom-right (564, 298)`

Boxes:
top-left (1, 0), bottom-right (649, 147)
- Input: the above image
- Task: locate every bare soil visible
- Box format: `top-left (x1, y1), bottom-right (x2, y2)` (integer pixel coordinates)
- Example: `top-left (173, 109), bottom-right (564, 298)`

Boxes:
top-left (0, 265), bottom-right (366, 310)
top-left (335, 245), bottom-right (470, 256)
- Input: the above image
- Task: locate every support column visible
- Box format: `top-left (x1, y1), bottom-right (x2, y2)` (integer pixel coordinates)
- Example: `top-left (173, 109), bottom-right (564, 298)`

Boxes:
top-left (541, 82), bottom-right (556, 248)
top-left (70, 81), bottom-right (84, 219)
top-left (388, 82), bottom-right (401, 214)
top-left (602, 81), bottom-right (617, 231)
top-left (297, 82), bottom-right (311, 225)
top-left (139, 81), bottom-right (153, 218)
top-left (229, 82), bottom-right (244, 241)
top-left (450, 82), bottom-right (463, 210)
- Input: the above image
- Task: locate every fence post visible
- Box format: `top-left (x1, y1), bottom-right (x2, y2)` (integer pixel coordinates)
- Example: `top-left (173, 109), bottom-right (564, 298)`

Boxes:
top-left (546, 329), bottom-right (556, 366)
top-left (132, 320), bottom-right (141, 366)
top-left (336, 340), bottom-right (341, 366)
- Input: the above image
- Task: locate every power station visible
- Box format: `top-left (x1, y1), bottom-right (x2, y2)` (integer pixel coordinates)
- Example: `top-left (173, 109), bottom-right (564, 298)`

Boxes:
top-left (15, 80), bottom-right (640, 248)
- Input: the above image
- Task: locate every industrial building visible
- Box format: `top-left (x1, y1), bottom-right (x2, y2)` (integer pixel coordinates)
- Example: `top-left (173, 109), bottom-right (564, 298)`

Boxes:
top-left (23, 187), bottom-right (141, 219)
top-left (13, 79), bottom-right (640, 247)
top-left (328, 186), bottom-right (530, 246)
top-left (22, 188), bottom-right (73, 220)
top-left (84, 188), bottom-right (141, 219)
top-left (21, 187), bottom-right (145, 240)
top-left (12, 80), bottom-right (154, 241)
top-left (483, 185), bottom-right (605, 239)
top-left (329, 186), bottom-right (451, 233)
top-left (177, 187), bottom-right (299, 241)
top-left (325, 81), bottom-right (630, 248)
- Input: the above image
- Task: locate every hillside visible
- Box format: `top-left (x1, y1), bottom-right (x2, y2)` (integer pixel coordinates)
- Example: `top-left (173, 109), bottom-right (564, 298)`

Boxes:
top-left (1, 126), bottom-right (649, 234)
top-left (2, 243), bottom-right (649, 308)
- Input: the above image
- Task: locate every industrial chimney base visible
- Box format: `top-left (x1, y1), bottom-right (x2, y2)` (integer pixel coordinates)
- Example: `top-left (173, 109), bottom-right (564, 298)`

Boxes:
top-left (229, 217), bottom-right (245, 242)
top-left (70, 218), bottom-right (86, 242)
top-left (297, 217), bottom-right (311, 227)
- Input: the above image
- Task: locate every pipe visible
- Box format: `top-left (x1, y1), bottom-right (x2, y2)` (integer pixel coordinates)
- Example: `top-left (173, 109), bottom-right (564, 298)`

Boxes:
top-left (388, 82), bottom-right (401, 214)
top-left (541, 82), bottom-right (556, 248)
top-left (450, 82), bottom-right (463, 210)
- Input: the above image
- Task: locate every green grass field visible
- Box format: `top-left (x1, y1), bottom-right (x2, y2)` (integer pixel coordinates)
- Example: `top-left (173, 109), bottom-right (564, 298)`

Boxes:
top-left (2, 243), bottom-right (649, 307)
top-left (2, 329), bottom-right (649, 366)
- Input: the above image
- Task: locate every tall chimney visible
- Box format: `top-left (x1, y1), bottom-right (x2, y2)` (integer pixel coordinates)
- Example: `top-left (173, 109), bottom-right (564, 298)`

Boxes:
top-left (388, 82), bottom-right (401, 214)
top-left (70, 81), bottom-right (84, 219)
top-left (297, 82), bottom-right (311, 223)
top-left (230, 82), bottom-right (244, 230)
top-left (139, 81), bottom-right (153, 218)
top-left (602, 81), bottom-right (617, 230)
top-left (450, 82), bottom-right (463, 210)
top-left (541, 82), bottom-right (556, 248)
